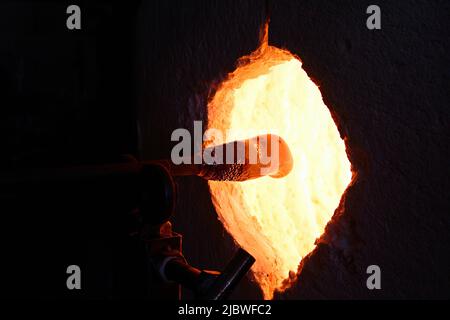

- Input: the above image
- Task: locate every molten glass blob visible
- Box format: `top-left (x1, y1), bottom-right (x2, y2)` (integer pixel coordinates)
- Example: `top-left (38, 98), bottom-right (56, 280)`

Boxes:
top-left (207, 44), bottom-right (351, 299)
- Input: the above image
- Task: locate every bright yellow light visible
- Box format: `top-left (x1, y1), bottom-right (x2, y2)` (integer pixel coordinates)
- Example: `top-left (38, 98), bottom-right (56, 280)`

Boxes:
top-left (207, 43), bottom-right (351, 299)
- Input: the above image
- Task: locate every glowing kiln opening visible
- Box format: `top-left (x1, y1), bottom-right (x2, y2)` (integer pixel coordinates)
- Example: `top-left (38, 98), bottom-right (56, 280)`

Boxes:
top-left (206, 31), bottom-right (352, 299)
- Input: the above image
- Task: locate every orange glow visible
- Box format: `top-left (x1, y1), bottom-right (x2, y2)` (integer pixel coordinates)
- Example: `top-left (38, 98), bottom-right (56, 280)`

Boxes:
top-left (206, 31), bottom-right (351, 299)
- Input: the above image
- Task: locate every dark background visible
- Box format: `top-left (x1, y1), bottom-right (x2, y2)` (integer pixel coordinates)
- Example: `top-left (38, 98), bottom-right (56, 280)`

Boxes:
top-left (0, 0), bottom-right (142, 298)
top-left (0, 0), bottom-right (449, 299)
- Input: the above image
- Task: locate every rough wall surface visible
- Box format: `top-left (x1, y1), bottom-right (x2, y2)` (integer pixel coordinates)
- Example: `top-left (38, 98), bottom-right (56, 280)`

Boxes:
top-left (137, 0), bottom-right (450, 299)
top-left (270, 0), bottom-right (450, 299)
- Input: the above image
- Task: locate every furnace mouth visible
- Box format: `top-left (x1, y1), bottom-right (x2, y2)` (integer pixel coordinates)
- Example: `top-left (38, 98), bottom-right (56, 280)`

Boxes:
top-left (206, 41), bottom-right (352, 299)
